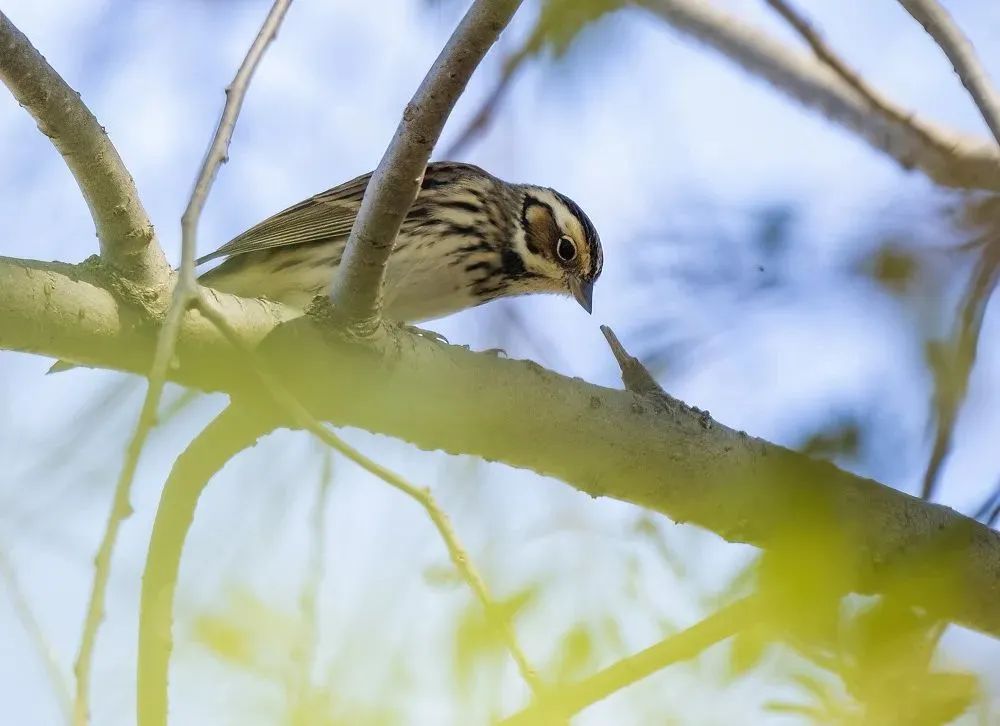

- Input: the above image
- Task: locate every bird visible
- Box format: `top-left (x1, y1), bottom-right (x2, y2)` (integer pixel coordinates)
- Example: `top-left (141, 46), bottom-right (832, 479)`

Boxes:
top-left (197, 162), bottom-right (603, 322)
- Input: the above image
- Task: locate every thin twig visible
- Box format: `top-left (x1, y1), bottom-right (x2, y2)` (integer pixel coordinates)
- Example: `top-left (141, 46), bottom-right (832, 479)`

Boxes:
top-left (922, 237), bottom-right (1000, 500)
top-left (501, 597), bottom-right (757, 724)
top-left (328, 0), bottom-right (525, 329)
top-left (897, 0), bottom-right (1000, 149)
top-left (0, 545), bottom-right (72, 723)
top-left (973, 478), bottom-right (1000, 527)
top-left (633, 0), bottom-right (1000, 190)
top-left (75, 3), bottom-right (293, 725)
top-left (0, 11), bottom-right (167, 284)
top-left (290, 450), bottom-right (334, 713)
top-left (762, 0), bottom-right (941, 154)
top-left (196, 296), bottom-right (544, 693)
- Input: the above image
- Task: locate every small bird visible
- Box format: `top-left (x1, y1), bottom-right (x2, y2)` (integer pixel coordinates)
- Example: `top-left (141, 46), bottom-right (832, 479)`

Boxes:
top-left (197, 162), bottom-right (602, 322)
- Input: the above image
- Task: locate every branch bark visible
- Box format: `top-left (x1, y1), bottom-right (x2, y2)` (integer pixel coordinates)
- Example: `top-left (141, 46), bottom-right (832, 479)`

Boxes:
top-left (327, 0), bottom-right (524, 330)
top-left (0, 11), bottom-right (168, 286)
top-left (633, 0), bottom-right (1000, 191)
top-left (897, 0), bottom-right (1000, 149)
top-left (4, 257), bottom-right (1000, 639)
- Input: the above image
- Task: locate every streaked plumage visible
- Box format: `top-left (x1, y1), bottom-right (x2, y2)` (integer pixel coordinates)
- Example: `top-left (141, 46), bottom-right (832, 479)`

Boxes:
top-left (198, 162), bottom-right (602, 322)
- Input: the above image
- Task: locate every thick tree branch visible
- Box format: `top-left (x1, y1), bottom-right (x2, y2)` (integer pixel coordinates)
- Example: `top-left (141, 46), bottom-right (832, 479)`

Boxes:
top-left (897, 0), bottom-right (1000, 149)
top-left (3, 258), bottom-right (1000, 639)
top-left (0, 11), bottom-right (168, 285)
top-left (327, 0), bottom-right (524, 330)
top-left (633, 0), bottom-right (1000, 191)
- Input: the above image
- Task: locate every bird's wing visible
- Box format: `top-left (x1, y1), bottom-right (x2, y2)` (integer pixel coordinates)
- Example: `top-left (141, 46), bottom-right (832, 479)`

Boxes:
top-left (196, 171), bottom-right (372, 264)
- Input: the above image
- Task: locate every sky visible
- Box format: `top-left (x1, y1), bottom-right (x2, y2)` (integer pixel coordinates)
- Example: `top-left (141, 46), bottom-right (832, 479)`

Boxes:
top-left (1, 0), bottom-right (999, 724)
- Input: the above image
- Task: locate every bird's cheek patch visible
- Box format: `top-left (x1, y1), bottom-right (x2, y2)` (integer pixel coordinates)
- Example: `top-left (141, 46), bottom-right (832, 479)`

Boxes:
top-left (523, 199), bottom-right (561, 260)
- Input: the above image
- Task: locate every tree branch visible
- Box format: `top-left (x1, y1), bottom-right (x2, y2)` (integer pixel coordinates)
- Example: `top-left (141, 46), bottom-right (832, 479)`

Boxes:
top-left (6, 258), bottom-right (999, 637)
top-left (633, 0), bottom-right (1000, 191)
top-left (762, 0), bottom-right (942, 157)
top-left (0, 545), bottom-right (72, 723)
top-left (0, 11), bottom-right (168, 285)
top-left (501, 597), bottom-right (757, 724)
top-left (897, 0), bottom-right (1000, 149)
top-left (327, 0), bottom-right (524, 330)
top-left (74, 3), bottom-right (293, 724)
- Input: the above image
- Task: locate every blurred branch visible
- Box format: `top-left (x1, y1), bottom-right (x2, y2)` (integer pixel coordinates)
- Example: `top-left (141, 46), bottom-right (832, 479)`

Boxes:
top-left (139, 294), bottom-right (541, 726)
top-left (633, 0), bottom-right (1000, 191)
top-left (443, 44), bottom-right (530, 158)
top-left (922, 236), bottom-right (1000, 499)
top-left (289, 451), bottom-right (333, 713)
top-left (328, 0), bottom-right (524, 330)
top-left (0, 546), bottom-right (72, 723)
top-left (973, 479), bottom-right (1000, 527)
top-left (761, 0), bottom-right (940, 155)
top-left (896, 0), bottom-right (1000, 148)
top-left (444, 0), bottom-right (628, 158)
top-left (0, 12), bottom-right (168, 285)
top-left (502, 596), bottom-right (757, 724)
top-left (138, 402), bottom-right (267, 726)
top-left (77, 3), bottom-right (293, 725)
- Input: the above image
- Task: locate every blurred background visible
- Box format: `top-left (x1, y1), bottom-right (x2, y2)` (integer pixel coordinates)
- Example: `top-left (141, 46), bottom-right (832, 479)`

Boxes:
top-left (1, 0), bottom-right (999, 723)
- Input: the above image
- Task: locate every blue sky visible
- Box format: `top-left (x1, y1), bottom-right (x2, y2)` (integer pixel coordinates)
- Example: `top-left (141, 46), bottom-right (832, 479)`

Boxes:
top-left (1, 1), bottom-right (999, 723)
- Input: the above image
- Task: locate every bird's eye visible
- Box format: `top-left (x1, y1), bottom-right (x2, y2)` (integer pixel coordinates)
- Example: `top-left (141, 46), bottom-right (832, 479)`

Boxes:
top-left (556, 235), bottom-right (577, 262)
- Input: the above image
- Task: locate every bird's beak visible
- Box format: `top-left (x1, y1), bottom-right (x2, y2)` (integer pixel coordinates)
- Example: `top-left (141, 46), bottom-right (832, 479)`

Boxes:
top-left (569, 277), bottom-right (594, 314)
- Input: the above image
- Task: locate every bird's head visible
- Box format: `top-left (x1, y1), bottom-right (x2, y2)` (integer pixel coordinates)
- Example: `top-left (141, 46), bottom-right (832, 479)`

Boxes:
top-left (511, 187), bottom-right (603, 313)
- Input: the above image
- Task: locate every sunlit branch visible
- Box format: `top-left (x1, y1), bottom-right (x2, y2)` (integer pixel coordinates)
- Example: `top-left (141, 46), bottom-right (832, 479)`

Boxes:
top-left (4, 250), bottom-right (1000, 639)
top-left (328, 0), bottom-right (525, 330)
top-left (76, 3), bottom-right (294, 726)
top-left (502, 597), bottom-right (757, 724)
top-left (137, 402), bottom-right (267, 726)
top-left (896, 0), bottom-right (1000, 149)
top-left (0, 546), bottom-right (72, 723)
top-left (0, 11), bottom-right (167, 285)
top-left (633, 0), bottom-right (1000, 191)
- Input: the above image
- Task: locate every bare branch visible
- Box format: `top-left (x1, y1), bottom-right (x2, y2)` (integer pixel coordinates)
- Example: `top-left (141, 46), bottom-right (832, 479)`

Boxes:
top-left (4, 255), bottom-right (1000, 638)
top-left (0, 545), bottom-right (72, 723)
top-left (897, 0), bottom-right (1000, 149)
top-left (73, 3), bottom-right (292, 723)
top-left (0, 11), bottom-right (168, 285)
top-left (328, 0), bottom-right (525, 330)
top-left (634, 0), bottom-right (1000, 191)
top-left (502, 597), bottom-right (757, 724)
